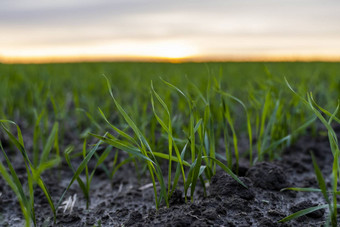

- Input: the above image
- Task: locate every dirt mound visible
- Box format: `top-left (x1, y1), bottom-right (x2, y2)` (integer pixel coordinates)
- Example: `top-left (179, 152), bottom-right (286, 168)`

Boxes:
top-left (246, 162), bottom-right (289, 190)
top-left (210, 172), bottom-right (255, 200)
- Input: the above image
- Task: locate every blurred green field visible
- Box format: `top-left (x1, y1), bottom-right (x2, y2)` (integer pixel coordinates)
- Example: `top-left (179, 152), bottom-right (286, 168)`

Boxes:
top-left (0, 62), bottom-right (338, 120)
top-left (1, 61), bottom-right (340, 225)
top-left (1, 62), bottom-right (339, 147)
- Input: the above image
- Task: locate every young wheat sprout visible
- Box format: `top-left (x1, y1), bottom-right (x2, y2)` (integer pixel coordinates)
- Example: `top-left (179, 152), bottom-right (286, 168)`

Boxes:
top-left (59, 194), bottom-right (77, 214)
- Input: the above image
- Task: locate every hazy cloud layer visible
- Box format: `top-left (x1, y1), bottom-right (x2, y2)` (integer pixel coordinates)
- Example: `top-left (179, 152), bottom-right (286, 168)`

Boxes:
top-left (1, 0), bottom-right (340, 59)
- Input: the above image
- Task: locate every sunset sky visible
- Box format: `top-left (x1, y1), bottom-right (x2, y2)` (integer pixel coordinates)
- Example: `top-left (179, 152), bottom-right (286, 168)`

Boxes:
top-left (1, 0), bottom-right (340, 62)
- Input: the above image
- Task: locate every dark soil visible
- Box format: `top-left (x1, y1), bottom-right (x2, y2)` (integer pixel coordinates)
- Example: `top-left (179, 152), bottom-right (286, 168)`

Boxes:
top-left (0, 130), bottom-right (337, 226)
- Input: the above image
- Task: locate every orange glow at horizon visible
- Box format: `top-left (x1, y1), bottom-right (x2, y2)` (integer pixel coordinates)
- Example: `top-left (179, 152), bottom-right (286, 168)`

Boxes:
top-left (0, 40), bottom-right (201, 63)
top-left (2, 53), bottom-right (340, 64)
top-left (2, 36), bottom-right (340, 63)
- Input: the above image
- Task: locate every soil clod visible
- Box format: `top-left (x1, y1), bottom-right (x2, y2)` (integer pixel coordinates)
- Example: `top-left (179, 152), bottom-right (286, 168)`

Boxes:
top-left (246, 162), bottom-right (289, 190)
top-left (210, 172), bottom-right (255, 200)
top-left (169, 189), bottom-right (185, 206)
top-left (124, 210), bottom-right (143, 226)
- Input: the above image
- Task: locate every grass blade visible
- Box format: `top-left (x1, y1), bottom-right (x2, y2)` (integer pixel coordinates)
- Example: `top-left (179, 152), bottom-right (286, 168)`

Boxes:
top-left (279, 204), bottom-right (328, 223)
top-left (57, 139), bottom-right (102, 209)
top-left (203, 156), bottom-right (247, 188)
top-left (311, 152), bottom-right (329, 203)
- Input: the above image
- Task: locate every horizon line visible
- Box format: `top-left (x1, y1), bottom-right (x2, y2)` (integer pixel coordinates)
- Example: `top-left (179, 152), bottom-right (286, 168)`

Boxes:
top-left (1, 54), bottom-right (340, 64)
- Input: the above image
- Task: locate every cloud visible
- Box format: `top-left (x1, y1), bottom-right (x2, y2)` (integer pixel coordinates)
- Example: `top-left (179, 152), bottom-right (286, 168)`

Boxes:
top-left (1, 0), bottom-right (340, 60)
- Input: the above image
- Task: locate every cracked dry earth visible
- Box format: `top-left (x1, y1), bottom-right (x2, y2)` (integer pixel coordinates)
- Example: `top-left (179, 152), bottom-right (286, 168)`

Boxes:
top-left (0, 131), bottom-right (338, 226)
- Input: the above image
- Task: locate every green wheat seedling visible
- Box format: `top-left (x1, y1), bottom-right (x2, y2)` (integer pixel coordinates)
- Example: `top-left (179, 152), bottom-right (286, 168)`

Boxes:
top-left (218, 79), bottom-right (290, 172)
top-left (64, 140), bottom-right (112, 209)
top-left (280, 79), bottom-right (340, 226)
top-left (158, 78), bottom-right (212, 200)
top-left (150, 81), bottom-right (187, 200)
top-left (151, 77), bottom-right (218, 199)
top-left (248, 81), bottom-right (315, 163)
top-left (251, 91), bottom-right (281, 162)
top-left (160, 78), bottom-right (197, 164)
top-left (150, 79), bottom-right (247, 201)
top-left (160, 78), bottom-right (217, 199)
top-left (76, 108), bottom-right (102, 131)
top-left (258, 96), bottom-right (279, 161)
top-left (187, 76), bottom-right (216, 178)
top-left (56, 138), bottom-right (103, 211)
top-left (0, 141), bottom-right (32, 226)
top-left (248, 88), bottom-right (299, 163)
top-left (110, 149), bottom-right (135, 180)
top-left (32, 109), bottom-right (45, 168)
top-left (91, 76), bottom-right (168, 209)
top-left (0, 120), bottom-right (60, 227)
top-left (93, 77), bottom-right (247, 207)
top-left (212, 77), bottom-right (253, 170)
top-left (248, 81), bottom-right (291, 162)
